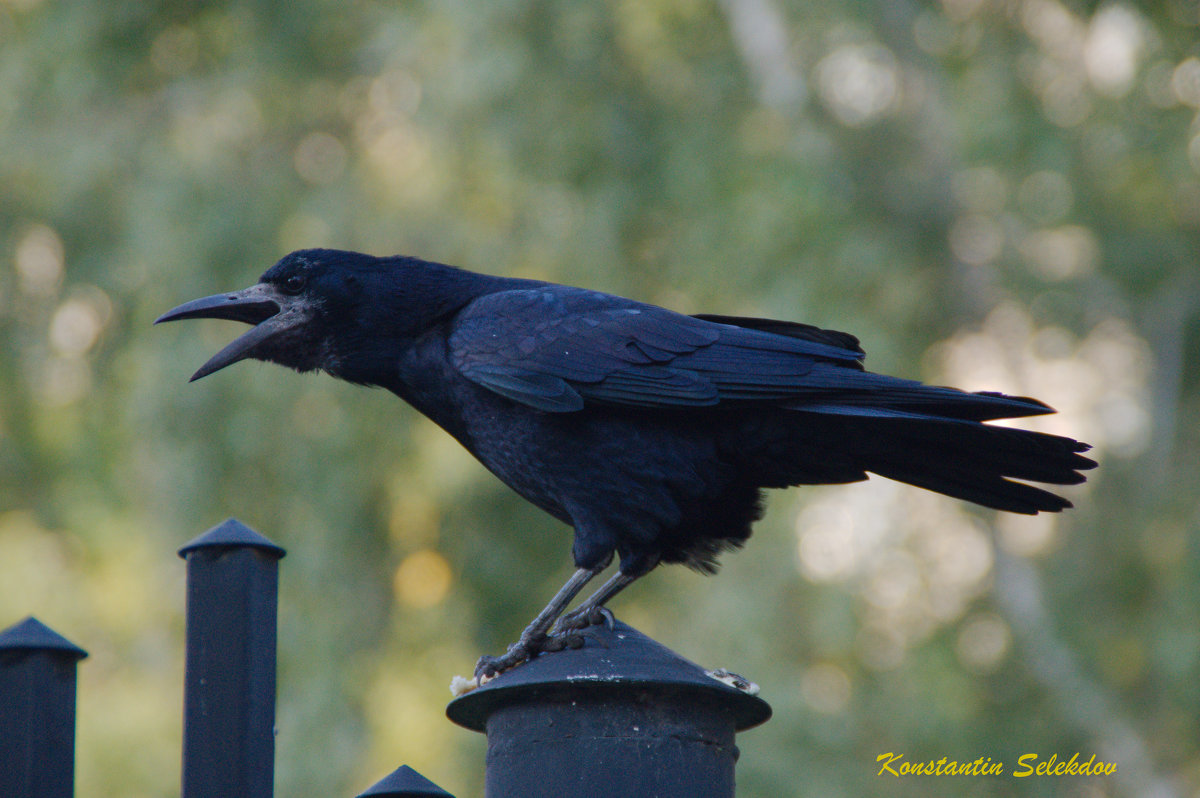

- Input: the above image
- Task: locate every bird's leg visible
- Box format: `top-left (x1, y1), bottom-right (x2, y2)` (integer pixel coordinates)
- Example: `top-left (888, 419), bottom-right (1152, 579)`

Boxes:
top-left (549, 570), bottom-right (640, 636)
top-left (474, 564), bottom-right (606, 679)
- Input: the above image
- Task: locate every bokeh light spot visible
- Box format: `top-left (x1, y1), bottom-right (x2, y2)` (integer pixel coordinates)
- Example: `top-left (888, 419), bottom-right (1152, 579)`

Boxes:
top-left (816, 44), bottom-right (900, 127)
top-left (50, 295), bottom-right (108, 356)
top-left (800, 662), bottom-right (853, 714)
top-left (294, 132), bottom-right (347, 185)
top-left (956, 613), bottom-right (1012, 672)
top-left (394, 549), bottom-right (453, 608)
top-left (15, 225), bottom-right (65, 297)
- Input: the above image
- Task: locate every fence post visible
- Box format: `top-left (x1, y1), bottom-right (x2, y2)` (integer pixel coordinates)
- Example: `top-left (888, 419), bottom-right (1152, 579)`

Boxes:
top-left (178, 518), bottom-right (285, 798)
top-left (0, 616), bottom-right (88, 798)
top-left (446, 620), bottom-right (771, 798)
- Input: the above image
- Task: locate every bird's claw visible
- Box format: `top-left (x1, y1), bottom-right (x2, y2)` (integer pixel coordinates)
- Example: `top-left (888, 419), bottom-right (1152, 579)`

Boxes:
top-left (474, 612), bottom-right (608, 679)
top-left (474, 638), bottom-right (537, 680)
top-left (541, 631), bottom-right (585, 652)
top-left (551, 605), bottom-right (614, 636)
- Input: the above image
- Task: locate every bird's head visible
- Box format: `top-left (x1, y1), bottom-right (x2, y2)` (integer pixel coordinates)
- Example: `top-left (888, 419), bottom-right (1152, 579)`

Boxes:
top-left (156, 249), bottom-right (392, 382)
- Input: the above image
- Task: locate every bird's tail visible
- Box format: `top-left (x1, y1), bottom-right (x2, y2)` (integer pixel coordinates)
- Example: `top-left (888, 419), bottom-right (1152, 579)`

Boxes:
top-left (756, 389), bottom-right (1096, 514)
top-left (843, 410), bottom-right (1092, 513)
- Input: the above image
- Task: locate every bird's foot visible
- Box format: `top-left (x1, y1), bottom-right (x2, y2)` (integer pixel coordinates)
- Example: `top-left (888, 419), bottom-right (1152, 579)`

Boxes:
top-left (474, 636), bottom-right (539, 681)
top-left (473, 618), bottom-right (600, 680)
top-left (550, 604), bottom-right (615, 636)
top-left (541, 631), bottom-right (587, 652)
top-left (475, 625), bottom-right (578, 680)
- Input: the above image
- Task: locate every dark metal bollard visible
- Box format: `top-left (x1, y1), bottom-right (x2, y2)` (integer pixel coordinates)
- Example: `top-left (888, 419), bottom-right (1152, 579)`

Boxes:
top-left (179, 518), bottom-right (285, 798)
top-left (0, 617), bottom-right (88, 798)
top-left (355, 764), bottom-right (456, 797)
top-left (447, 620), bottom-right (771, 798)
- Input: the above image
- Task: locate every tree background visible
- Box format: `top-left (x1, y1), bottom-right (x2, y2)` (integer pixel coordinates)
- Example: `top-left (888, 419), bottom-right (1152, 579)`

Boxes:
top-left (1, 0), bottom-right (1196, 795)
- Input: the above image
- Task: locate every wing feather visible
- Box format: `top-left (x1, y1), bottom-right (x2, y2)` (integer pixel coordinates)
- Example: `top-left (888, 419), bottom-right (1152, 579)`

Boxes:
top-left (448, 287), bottom-right (948, 413)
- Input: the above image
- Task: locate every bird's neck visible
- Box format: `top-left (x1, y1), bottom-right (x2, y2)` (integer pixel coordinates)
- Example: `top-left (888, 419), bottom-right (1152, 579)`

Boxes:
top-left (328, 262), bottom-right (532, 401)
top-left (379, 329), bottom-right (482, 444)
top-left (372, 260), bottom-right (539, 337)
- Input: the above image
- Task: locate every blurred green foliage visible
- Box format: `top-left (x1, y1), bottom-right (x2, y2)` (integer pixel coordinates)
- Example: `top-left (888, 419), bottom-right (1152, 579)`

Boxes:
top-left (2, 0), bottom-right (1198, 796)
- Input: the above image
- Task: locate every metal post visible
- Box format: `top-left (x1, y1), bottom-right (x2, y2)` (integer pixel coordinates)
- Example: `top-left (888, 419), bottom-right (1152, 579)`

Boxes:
top-left (447, 620), bottom-right (771, 798)
top-left (0, 616), bottom-right (88, 798)
top-left (179, 518), bottom-right (285, 798)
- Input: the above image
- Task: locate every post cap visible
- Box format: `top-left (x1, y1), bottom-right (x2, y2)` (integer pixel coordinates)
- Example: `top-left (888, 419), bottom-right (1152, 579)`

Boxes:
top-left (178, 518), bottom-right (286, 559)
top-left (446, 619), bottom-right (770, 732)
top-left (0, 616), bottom-right (88, 660)
top-left (356, 764), bottom-right (455, 797)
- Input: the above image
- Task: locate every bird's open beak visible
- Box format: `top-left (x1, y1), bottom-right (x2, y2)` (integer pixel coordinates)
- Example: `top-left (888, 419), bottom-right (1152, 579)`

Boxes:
top-left (156, 283), bottom-right (294, 381)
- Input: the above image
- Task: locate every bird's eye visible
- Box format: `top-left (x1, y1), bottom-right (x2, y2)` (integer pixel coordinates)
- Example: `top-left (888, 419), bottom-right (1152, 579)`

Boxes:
top-left (281, 274), bottom-right (306, 294)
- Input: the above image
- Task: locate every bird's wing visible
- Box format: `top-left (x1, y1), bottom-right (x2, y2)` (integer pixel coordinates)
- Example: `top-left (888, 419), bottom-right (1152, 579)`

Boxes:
top-left (448, 287), bottom-right (880, 413)
top-left (691, 313), bottom-right (864, 357)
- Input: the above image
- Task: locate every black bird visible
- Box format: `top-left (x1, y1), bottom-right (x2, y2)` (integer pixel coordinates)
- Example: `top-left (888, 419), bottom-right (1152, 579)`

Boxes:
top-left (158, 249), bottom-right (1096, 677)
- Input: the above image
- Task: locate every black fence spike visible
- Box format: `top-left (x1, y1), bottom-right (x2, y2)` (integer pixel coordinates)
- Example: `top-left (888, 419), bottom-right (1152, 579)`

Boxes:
top-left (180, 518), bottom-right (285, 798)
top-left (355, 764), bottom-right (456, 797)
top-left (178, 517), bottom-right (287, 558)
top-left (0, 617), bottom-right (88, 660)
top-left (0, 616), bottom-right (88, 798)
